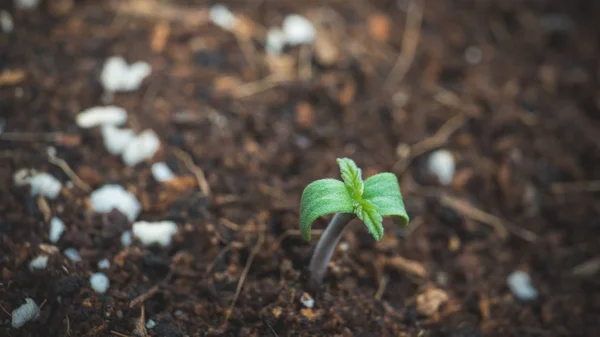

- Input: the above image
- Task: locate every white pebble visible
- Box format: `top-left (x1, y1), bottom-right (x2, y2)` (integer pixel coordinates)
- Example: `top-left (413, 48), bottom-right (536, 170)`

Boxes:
top-left (28, 172), bottom-right (62, 199)
top-left (338, 242), bottom-right (349, 252)
top-left (132, 221), bottom-right (178, 247)
top-left (283, 14), bottom-right (316, 46)
top-left (209, 4), bottom-right (237, 31)
top-left (13, 168), bottom-right (33, 186)
top-left (29, 255), bottom-right (49, 271)
top-left (14, 0), bottom-right (40, 10)
top-left (101, 56), bottom-right (151, 92)
top-left (265, 28), bottom-right (286, 55)
top-left (49, 217), bottom-right (65, 243)
top-left (146, 319), bottom-right (156, 329)
top-left (101, 125), bottom-right (135, 155)
top-left (507, 270), bottom-right (538, 301)
top-left (97, 258), bottom-right (110, 270)
top-left (0, 10), bottom-right (13, 33)
top-left (121, 231), bottom-right (132, 246)
top-left (11, 298), bottom-right (40, 329)
top-left (63, 248), bottom-right (81, 262)
top-left (90, 185), bottom-right (141, 222)
top-left (464, 46), bottom-right (483, 65)
top-left (122, 130), bottom-right (160, 166)
top-left (427, 149), bottom-right (455, 185)
top-left (76, 106), bottom-right (127, 128)
top-left (151, 162), bottom-right (174, 182)
top-left (90, 273), bottom-right (110, 293)
top-left (300, 292), bottom-right (314, 308)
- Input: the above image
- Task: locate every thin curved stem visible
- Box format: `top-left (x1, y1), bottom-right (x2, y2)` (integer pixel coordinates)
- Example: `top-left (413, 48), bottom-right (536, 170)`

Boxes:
top-left (308, 212), bottom-right (355, 285)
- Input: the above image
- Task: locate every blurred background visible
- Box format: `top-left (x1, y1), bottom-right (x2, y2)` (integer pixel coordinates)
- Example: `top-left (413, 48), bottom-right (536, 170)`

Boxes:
top-left (1, 0), bottom-right (599, 336)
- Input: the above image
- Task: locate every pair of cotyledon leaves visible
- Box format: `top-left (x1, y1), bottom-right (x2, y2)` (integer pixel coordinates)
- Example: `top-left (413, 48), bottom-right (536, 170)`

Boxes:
top-left (300, 158), bottom-right (409, 241)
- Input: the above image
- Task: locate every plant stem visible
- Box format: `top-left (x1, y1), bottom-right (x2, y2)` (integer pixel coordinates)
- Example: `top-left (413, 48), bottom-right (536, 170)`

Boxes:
top-left (308, 212), bottom-right (355, 285)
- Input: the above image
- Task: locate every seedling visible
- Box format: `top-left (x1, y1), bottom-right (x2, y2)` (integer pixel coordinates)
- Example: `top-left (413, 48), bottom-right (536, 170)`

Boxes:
top-left (300, 158), bottom-right (409, 285)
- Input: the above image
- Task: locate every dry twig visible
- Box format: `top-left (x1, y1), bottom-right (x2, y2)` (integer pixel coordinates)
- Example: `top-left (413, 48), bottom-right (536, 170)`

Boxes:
top-left (383, 0), bottom-right (424, 91)
top-left (393, 114), bottom-right (468, 174)
top-left (132, 306), bottom-right (147, 337)
top-left (48, 153), bottom-right (91, 192)
top-left (110, 331), bottom-right (131, 337)
top-left (232, 74), bottom-right (290, 99)
top-left (551, 180), bottom-right (600, 194)
top-left (225, 230), bottom-right (265, 321)
top-left (440, 194), bottom-right (538, 242)
top-left (129, 285), bottom-right (159, 308)
top-left (173, 148), bottom-right (211, 197)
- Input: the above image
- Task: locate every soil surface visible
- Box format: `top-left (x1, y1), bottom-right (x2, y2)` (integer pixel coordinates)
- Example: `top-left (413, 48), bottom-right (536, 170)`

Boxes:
top-left (1, 1), bottom-right (600, 336)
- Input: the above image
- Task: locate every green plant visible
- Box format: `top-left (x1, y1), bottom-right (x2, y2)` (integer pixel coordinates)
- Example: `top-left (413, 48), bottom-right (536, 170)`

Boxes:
top-left (300, 158), bottom-right (409, 285)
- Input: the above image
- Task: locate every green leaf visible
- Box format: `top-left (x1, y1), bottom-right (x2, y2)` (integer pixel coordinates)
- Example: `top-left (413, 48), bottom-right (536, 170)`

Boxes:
top-left (363, 173), bottom-right (410, 226)
top-left (355, 200), bottom-right (384, 241)
top-left (336, 158), bottom-right (364, 200)
top-left (299, 178), bottom-right (354, 240)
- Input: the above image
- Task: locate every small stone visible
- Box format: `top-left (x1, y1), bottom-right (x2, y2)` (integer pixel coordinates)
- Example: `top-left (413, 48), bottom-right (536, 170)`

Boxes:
top-left (283, 14), bottom-right (316, 46)
top-left (265, 28), bottom-right (286, 55)
top-left (300, 292), bottom-right (314, 308)
top-left (416, 287), bottom-right (449, 316)
top-left (132, 221), bottom-right (178, 247)
top-left (90, 185), bottom-right (141, 222)
top-left (11, 298), bottom-right (40, 328)
top-left (90, 272), bottom-right (110, 293)
top-left (146, 319), bottom-right (156, 329)
top-left (121, 231), bottom-right (132, 246)
top-left (49, 217), bottom-right (65, 243)
top-left (76, 106), bottom-right (127, 128)
top-left (29, 255), bottom-right (49, 271)
top-left (28, 173), bottom-right (62, 199)
top-left (63, 248), bottom-right (81, 262)
top-left (151, 162), bottom-right (174, 182)
top-left (122, 130), bottom-right (160, 166)
top-left (101, 125), bottom-right (135, 155)
top-left (101, 56), bottom-right (151, 93)
top-left (209, 4), bottom-right (237, 31)
top-left (97, 258), bottom-right (110, 270)
top-left (507, 270), bottom-right (538, 301)
top-left (427, 149), bottom-right (455, 185)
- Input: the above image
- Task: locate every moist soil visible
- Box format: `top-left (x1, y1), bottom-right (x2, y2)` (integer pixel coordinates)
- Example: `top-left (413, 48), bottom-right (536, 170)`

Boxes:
top-left (1, 1), bottom-right (600, 336)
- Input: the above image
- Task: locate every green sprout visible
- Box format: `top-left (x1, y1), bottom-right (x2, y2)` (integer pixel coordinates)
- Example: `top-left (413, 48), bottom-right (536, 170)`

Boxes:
top-left (300, 158), bottom-right (409, 285)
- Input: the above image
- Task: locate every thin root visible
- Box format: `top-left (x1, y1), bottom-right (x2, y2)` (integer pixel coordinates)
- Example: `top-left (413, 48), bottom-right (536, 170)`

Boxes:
top-left (206, 243), bottom-right (232, 273)
top-left (440, 194), bottom-right (538, 242)
top-left (225, 230), bottom-right (265, 322)
top-left (220, 218), bottom-right (241, 231)
top-left (173, 148), bottom-right (211, 197)
top-left (375, 275), bottom-right (389, 300)
top-left (382, 0), bottom-right (424, 91)
top-left (48, 153), bottom-right (91, 192)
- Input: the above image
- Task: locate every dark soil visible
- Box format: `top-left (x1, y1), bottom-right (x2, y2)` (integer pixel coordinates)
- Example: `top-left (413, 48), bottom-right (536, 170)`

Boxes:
top-left (2, 1), bottom-right (600, 336)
